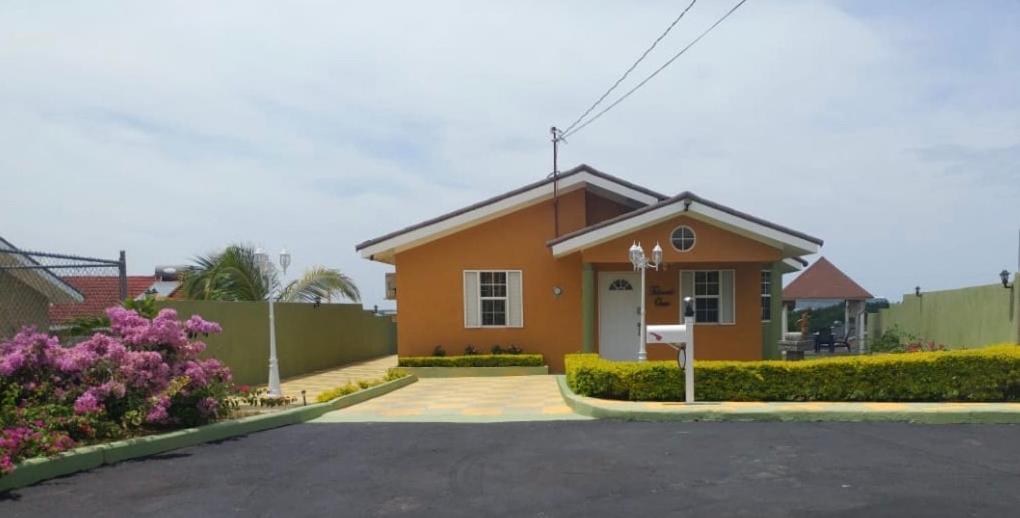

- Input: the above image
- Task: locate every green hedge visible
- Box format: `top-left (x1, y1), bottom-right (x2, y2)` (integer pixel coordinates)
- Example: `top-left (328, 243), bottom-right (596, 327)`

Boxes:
top-left (565, 345), bottom-right (1020, 402)
top-left (398, 354), bottom-right (545, 367)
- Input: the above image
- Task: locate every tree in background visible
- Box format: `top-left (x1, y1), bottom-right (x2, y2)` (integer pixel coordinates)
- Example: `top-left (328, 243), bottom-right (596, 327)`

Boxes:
top-left (180, 244), bottom-right (360, 303)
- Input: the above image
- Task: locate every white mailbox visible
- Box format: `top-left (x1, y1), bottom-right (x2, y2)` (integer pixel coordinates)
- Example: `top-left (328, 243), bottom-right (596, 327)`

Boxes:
top-left (646, 324), bottom-right (691, 345)
top-left (645, 320), bottom-right (696, 403)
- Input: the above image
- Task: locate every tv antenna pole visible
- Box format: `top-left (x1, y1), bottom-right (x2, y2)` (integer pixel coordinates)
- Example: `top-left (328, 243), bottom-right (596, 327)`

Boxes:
top-left (550, 126), bottom-right (565, 237)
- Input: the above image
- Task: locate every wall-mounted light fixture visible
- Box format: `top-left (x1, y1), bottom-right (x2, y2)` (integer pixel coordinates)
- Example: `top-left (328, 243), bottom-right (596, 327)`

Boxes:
top-left (915, 286), bottom-right (922, 297)
top-left (552, 286), bottom-right (564, 298)
top-left (1000, 270), bottom-right (1014, 289)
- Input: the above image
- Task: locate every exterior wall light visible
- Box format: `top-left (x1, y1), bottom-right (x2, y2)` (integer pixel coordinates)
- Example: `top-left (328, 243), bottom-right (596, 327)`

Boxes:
top-left (1001, 270), bottom-right (1014, 289)
top-left (915, 286), bottom-right (922, 297)
top-left (552, 286), bottom-right (564, 297)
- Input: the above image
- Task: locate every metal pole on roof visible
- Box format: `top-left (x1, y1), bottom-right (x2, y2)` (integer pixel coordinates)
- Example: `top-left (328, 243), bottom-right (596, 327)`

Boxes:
top-left (118, 250), bottom-right (128, 301)
top-left (550, 126), bottom-right (564, 237)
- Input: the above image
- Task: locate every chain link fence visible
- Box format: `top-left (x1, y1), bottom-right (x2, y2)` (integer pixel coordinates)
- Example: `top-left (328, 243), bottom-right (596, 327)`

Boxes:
top-left (0, 238), bottom-right (126, 339)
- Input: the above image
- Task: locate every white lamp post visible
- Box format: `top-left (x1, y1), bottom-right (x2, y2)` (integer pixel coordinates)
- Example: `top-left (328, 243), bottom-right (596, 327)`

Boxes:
top-left (629, 241), bottom-right (663, 361)
top-left (255, 247), bottom-right (291, 397)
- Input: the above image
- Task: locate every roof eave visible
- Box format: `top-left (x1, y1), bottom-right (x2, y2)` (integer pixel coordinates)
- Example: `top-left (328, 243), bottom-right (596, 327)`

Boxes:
top-left (356, 165), bottom-right (667, 261)
top-left (549, 195), bottom-right (822, 258)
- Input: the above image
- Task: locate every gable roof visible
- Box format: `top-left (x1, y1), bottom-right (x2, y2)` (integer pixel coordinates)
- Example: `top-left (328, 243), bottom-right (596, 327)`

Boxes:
top-left (548, 191), bottom-right (823, 258)
top-left (49, 276), bottom-right (160, 323)
top-left (0, 236), bottom-right (84, 304)
top-left (356, 164), bottom-right (668, 262)
top-left (782, 257), bottom-right (873, 301)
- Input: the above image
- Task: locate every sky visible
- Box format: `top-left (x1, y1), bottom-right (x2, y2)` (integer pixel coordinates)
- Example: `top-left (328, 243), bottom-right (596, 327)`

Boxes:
top-left (1, 0), bottom-right (1018, 309)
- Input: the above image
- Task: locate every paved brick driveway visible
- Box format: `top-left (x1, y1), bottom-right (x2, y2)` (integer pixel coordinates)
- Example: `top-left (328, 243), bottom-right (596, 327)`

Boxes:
top-left (312, 375), bottom-right (590, 423)
top-left (279, 355), bottom-right (397, 402)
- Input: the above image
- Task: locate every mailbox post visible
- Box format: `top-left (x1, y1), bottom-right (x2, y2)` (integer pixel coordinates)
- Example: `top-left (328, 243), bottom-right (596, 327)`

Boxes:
top-left (646, 297), bottom-right (697, 403)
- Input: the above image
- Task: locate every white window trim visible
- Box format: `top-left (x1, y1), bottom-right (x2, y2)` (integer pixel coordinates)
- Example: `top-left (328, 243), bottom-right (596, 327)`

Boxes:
top-left (680, 269), bottom-right (737, 326)
top-left (464, 269), bottom-right (524, 329)
top-left (758, 269), bottom-right (771, 322)
top-left (670, 225), bottom-right (696, 252)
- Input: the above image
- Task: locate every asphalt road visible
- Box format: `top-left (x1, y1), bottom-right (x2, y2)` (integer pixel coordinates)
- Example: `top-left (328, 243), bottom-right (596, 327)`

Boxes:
top-left (3, 421), bottom-right (1019, 517)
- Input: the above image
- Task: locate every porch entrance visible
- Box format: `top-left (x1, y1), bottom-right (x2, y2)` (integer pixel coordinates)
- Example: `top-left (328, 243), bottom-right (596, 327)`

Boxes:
top-left (597, 271), bottom-right (641, 360)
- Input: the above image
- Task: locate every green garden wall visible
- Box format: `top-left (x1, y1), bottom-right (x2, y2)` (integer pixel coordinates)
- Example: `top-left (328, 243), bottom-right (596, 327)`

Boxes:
top-left (872, 276), bottom-right (1020, 348)
top-left (157, 301), bottom-right (396, 386)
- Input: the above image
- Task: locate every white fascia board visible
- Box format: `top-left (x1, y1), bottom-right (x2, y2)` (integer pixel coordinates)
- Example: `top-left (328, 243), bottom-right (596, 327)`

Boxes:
top-left (358, 172), bottom-right (656, 260)
top-left (687, 202), bottom-right (820, 256)
top-left (551, 200), bottom-right (820, 258)
top-left (551, 202), bottom-right (680, 257)
top-left (782, 258), bottom-right (805, 271)
top-left (581, 173), bottom-right (660, 206)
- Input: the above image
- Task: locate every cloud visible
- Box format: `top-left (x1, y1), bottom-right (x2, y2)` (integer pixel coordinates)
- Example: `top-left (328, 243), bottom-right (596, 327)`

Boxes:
top-left (0, 0), bottom-right (1018, 307)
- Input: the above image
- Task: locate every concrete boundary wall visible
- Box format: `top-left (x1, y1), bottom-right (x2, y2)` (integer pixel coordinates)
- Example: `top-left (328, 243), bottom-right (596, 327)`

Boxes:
top-left (158, 301), bottom-right (396, 386)
top-left (871, 275), bottom-right (1020, 348)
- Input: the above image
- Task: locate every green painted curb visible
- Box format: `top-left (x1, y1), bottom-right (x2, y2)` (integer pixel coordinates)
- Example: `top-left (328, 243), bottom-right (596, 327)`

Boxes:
top-left (0, 375), bottom-right (417, 493)
top-left (555, 376), bottom-right (1020, 424)
top-left (398, 366), bottom-right (549, 378)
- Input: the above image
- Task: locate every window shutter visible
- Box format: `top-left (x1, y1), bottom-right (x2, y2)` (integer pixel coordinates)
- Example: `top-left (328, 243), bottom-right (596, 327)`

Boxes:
top-left (507, 271), bottom-right (523, 327)
top-left (720, 270), bottom-right (735, 324)
top-left (680, 271), bottom-right (694, 309)
top-left (464, 271), bottom-right (480, 328)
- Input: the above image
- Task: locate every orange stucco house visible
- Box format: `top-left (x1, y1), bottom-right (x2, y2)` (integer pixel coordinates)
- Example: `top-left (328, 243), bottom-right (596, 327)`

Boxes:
top-left (357, 165), bottom-right (821, 372)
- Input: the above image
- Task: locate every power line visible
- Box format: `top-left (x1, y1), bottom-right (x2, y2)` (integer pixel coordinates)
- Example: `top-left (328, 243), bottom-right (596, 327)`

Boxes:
top-left (562, 0), bottom-right (750, 139)
top-left (560, 0), bottom-right (699, 137)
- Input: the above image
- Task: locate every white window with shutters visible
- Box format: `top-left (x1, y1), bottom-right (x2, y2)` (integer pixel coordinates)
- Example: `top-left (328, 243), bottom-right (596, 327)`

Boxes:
top-left (680, 270), bottom-right (735, 325)
top-left (463, 270), bottom-right (523, 328)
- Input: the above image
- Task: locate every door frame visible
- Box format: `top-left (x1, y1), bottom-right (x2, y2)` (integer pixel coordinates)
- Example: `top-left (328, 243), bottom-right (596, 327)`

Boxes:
top-left (597, 270), bottom-right (641, 360)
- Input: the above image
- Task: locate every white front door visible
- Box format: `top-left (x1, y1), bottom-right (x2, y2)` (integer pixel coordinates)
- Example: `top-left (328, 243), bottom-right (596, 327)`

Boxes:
top-left (598, 271), bottom-right (641, 360)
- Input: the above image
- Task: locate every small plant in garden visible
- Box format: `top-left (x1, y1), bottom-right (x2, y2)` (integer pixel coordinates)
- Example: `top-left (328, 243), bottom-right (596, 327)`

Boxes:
top-left (903, 340), bottom-right (947, 353)
top-left (0, 307), bottom-right (237, 476)
top-left (490, 344), bottom-right (504, 354)
top-left (505, 344), bottom-right (523, 355)
top-left (432, 345), bottom-right (446, 357)
top-left (231, 386), bottom-right (295, 407)
top-left (314, 370), bottom-right (409, 403)
top-left (384, 368), bottom-right (408, 380)
top-left (463, 345), bottom-right (479, 355)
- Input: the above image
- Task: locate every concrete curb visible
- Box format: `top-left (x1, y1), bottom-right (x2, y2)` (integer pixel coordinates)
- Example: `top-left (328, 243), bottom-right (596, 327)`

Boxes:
top-left (555, 376), bottom-right (1020, 424)
top-left (398, 366), bottom-right (549, 377)
top-left (0, 375), bottom-right (417, 493)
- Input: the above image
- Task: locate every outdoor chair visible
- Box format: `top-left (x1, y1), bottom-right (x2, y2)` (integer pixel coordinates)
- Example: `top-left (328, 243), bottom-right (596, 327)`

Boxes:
top-left (815, 327), bottom-right (853, 354)
top-left (813, 328), bottom-right (835, 353)
top-left (833, 328), bottom-right (854, 353)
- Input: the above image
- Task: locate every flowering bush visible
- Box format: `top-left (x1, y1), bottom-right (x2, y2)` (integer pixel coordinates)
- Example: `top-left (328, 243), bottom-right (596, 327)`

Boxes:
top-left (0, 307), bottom-right (236, 475)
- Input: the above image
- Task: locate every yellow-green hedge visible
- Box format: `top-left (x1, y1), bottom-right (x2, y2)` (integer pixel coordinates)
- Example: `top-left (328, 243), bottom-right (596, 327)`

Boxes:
top-left (565, 345), bottom-right (1020, 402)
top-left (398, 354), bottom-right (544, 367)
top-left (315, 369), bottom-right (409, 403)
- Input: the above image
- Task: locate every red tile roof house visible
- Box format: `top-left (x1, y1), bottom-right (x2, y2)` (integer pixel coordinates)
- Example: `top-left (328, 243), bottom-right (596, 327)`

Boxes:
top-left (357, 164), bottom-right (823, 372)
top-left (48, 275), bottom-right (176, 326)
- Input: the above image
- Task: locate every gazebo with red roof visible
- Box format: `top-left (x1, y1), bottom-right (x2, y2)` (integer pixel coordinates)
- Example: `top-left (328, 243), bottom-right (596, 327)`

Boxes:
top-left (781, 257), bottom-right (874, 351)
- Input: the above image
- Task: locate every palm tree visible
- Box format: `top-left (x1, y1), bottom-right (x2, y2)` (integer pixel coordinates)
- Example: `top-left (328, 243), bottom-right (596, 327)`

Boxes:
top-left (279, 266), bottom-right (360, 303)
top-left (180, 244), bottom-right (359, 303)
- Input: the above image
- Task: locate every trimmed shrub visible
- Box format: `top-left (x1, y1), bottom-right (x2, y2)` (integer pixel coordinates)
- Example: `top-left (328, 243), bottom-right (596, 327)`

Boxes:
top-left (565, 345), bottom-right (1020, 402)
top-left (315, 370), bottom-right (409, 403)
top-left (398, 354), bottom-right (544, 368)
